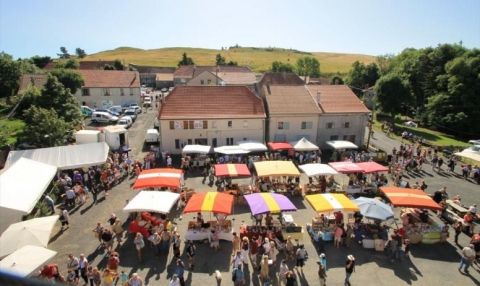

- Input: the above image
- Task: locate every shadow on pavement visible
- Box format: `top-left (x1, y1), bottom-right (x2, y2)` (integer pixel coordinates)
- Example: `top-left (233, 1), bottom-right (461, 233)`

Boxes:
top-left (409, 243), bottom-right (459, 262)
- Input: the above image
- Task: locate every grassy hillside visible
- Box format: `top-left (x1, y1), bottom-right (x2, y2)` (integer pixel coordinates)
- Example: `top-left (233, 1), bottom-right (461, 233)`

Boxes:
top-left (84, 46), bottom-right (375, 74)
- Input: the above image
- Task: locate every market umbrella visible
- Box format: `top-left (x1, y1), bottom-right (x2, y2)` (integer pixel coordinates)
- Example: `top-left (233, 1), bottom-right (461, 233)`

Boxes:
top-left (0, 245), bottom-right (57, 277)
top-left (305, 194), bottom-right (359, 213)
top-left (132, 168), bottom-right (183, 190)
top-left (184, 192), bottom-right (234, 215)
top-left (352, 197), bottom-right (394, 220)
top-left (214, 164), bottom-right (251, 177)
top-left (123, 191), bottom-right (180, 214)
top-left (0, 215), bottom-right (59, 258)
top-left (244, 193), bottom-right (297, 215)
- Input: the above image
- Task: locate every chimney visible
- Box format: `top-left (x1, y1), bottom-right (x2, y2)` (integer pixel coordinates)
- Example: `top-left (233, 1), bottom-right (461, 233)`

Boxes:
top-left (316, 91), bottom-right (321, 103)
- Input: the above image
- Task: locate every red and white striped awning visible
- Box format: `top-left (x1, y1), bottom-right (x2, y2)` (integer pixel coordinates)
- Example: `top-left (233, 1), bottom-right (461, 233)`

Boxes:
top-left (132, 168), bottom-right (183, 190)
top-left (214, 164), bottom-right (251, 177)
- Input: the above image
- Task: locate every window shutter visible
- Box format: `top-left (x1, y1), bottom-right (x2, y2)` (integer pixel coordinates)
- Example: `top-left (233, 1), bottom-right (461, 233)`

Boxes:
top-left (203, 121), bottom-right (208, 129)
top-left (189, 121), bottom-right (194, 129)
top-left (183, 121), bottom-right (188, 129)
top-left (169, 121), bottom-right (174, 130)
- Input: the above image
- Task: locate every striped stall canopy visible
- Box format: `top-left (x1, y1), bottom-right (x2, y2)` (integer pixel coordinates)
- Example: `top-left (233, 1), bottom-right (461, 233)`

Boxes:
top-left (305, 193), bottom-right (359, 213)
top-left (244, 193), bottom-right (297, 215)
top-left (183, 192), bottom-right (234, 215)
top-left (380, 187), bottom-right (442, 210)
top-left (132, 168), bottom-right (183, 190)
top-left (214, 164), bottom-right (251, 177)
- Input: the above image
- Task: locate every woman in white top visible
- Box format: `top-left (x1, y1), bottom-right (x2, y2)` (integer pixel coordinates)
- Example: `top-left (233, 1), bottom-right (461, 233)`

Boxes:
top-left (133, 233), bottom-right (145, 262)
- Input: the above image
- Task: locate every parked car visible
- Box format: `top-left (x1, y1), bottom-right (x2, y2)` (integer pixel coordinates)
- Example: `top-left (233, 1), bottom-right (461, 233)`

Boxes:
top-left (91, 111), bottom-right (119, 124)
top-left (124, 109), bottom-right (137, 122)
top-left (108, 105), bottom-right (123, 115)
top-left (143, 97), bottom-right (152, 107)
top-left (81, 106), bottom-right (95, 117)
top-left (129, 105), bottom-right (142, 114)
top-left (145, 129), bottom-right (159, 144)
top-left (95, 109), bottom-right (120, 117)
top-left (404, 121), bottom-right (418, 128)
top-left (117, 116), bottom-right (133, 128)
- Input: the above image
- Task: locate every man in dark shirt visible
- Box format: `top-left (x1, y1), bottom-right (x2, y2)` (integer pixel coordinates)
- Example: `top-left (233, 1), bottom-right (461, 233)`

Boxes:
top-left (345, 255), bottom-right (355, 286)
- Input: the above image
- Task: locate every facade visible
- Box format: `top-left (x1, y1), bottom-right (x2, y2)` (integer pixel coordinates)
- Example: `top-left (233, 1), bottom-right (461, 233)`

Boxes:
top-left (174, 65), bottom-right (257, 87)
top-left (158, 86), bottom-right (266, 154)
top-left (74, 70), bottom-right (141, 108)
top-left (129, 65), bottom-right (175, 88)
top-left (306, 85), bottom-right (370, 148)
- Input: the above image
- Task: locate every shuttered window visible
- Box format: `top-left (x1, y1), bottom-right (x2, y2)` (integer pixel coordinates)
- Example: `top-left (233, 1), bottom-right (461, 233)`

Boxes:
top-left (203, 121), bottom-right (208, 129)
top-left (169, 121), bottom-right (174, 130)
top-left (183, 121), bottom-right (188, 130)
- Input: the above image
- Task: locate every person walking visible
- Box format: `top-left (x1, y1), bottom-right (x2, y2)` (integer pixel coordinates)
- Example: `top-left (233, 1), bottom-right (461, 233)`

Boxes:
top-left (318, 262), bottom-right (327, 286)
top-left (458, 244), bottom-right (476, 274)
top-left (295, 245), bottom-right (307, 271)
top-left (186, 241), bottom-right (196, 269)
top-left (279, 259), bottom-right (289, 286)
top-left (259, 254), bottom-right (269, 282)
top-left (133, 232), bottom-right (145, 262)
top-left (453, 220), bottom-right (462, 244)
top-left (59, 208), bottom-right (70, 231)
top-left (345, 255), bottom-right (355, 286)
top-left (127, 273), bottom-right (143, 286)
top-left (175, 259), bottom-right (185, 286)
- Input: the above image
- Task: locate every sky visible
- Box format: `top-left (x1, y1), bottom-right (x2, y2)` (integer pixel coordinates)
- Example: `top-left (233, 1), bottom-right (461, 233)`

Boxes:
top-left (1, 0), bottom-right (479, 58)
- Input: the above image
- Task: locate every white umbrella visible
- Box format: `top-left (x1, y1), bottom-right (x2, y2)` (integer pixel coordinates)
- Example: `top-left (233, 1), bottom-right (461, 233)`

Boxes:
top-left (0, 215), bottom-right (59, 258)
top-left (352, 197), bottom-right (394, 221)
top-left (0, 245), bottom-right (57, 277)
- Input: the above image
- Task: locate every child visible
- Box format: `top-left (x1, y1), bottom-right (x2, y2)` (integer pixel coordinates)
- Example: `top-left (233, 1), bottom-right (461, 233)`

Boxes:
top-left (119, 270), bottom-right (129, 286)
top-left (66, 270), bottom-right (76, 285)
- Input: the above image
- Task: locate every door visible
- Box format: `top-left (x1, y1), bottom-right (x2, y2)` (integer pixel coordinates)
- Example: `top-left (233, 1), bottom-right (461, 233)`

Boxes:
top-left (119, 133), bottom-right (126, 147)
top-left (212, 138), bottom-right (217, 147)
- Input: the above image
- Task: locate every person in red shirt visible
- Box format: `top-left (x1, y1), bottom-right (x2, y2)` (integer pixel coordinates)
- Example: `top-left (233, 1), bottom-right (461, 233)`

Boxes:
top-left (39, 264), bottom-right (60, 281)
top-left (335, 211), bottom-right (344, 224)
top-left (249, 237), bottom-right (260, 268)
top-left (463, 213), bottom-right (474, 236)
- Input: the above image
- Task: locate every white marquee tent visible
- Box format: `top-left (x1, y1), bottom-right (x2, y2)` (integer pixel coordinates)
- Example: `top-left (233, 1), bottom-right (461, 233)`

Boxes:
top-left (299, 163), bottom-right (339, 177)
top-left (0, 245), bottom-right (57, 277)
top-left (214, 145), bottom-right (250, 155)
top-left (292, 137), bottom-right (319, 151)
top-left (182, 144), bottom-right (212, 154)
top-left (238, 141), bottom-right (268, 152)
top-left (123, 191), bottom-right (180, 214)
top-left (5, 142), bottom-right (109, 170)
top-left (326, 140), bottom-right (358, 150)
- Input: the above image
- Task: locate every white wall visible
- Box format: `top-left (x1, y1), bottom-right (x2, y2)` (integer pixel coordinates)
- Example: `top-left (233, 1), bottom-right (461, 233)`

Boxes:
top-left (160, 118), bottom-right (265, 154)
top-left (268, 115), bottom-right (319, 143)
top-left (187, 72), bottom-right (219, 86)
top-left (317, 113), bottom-right (369, 147)
top-left (75, 87), bottom-right (141, 108)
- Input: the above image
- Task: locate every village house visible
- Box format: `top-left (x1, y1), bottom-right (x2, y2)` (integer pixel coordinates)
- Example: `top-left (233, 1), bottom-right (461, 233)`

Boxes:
top-left (74, 70), bottom-right (141, 108)
top-left (129, 64), bottom-right (175, 88)
top-left (173, 65), bottom-right (257, 88)
top-left (306, 84), bottom-right (370, 147)
top-left (158, 86), bottom-right (266, 154)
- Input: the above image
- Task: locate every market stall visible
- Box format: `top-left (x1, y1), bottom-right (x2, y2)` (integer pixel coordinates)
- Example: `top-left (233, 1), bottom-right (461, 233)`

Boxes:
top-left (214, 145), bottom-right (250, 155)
top-left (183, 192), bottom-right (234, 241)
top-left (132, 168), bottom-right (183, 190)
top-left (182, 144), bottom-right (212, 154)
top-left (328, 161), bottom-right (365, 194)
top-left (380, 187), bottom-right (447, 244)
top-left (355, 162), bottom-right (389, 174)
top-left (238, 141), bottom-right (268, 153)
top-left (214, 163), bottom-right (252, 196)
top-left (305, 194), bottom-right (359, 242)
top-left (298, 163), bottom-right (346, 194)
top-left (125, 191), bottom-right (181, 237)
top-left (254, 161), bottom-right (301, 195)
top-left (291, 137), bottom-right (319, 151)
top-left (267, 142), bottom-right (293, 151)
top-left (0, 245), bottom-right (57, 277)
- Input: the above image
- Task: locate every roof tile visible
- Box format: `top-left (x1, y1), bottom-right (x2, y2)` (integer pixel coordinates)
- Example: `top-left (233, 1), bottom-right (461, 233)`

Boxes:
top-left (78, 70), bottom-right (140, 88)
top-left (306, 85), bottom-right (370, 113)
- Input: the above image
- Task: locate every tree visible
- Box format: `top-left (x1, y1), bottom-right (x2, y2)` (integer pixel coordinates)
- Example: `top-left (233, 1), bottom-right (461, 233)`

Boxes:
top-left (49, 69), bottom-right (84, 94)
top-left (113, 59), bottom-right (124, 70)
top-left (0, 53), bottom-right (21, 100)
top-left (58, 46), bottom-right (70, 59)
top-left (375, 73), bottom-right (412, 121)
top-left (330, 75), bottom-right (344, 85)
top-left (18, 106), bottom-right (70, 148)
top-left (296, 57), bottom-right (320, 79)
top-left (227, 60), bottom-right (238, 66)
top-left (104, 64), bottom-right (115, 70)
top-left (30, 56), bottom-right (52, 68)
top-left (75, 48), bottom-right (87, 58)
top-left (56, 59), bottom-right (79, 69)
top-left (215, 54), bottom-right (226, 65)
top-left (178, 52), bottom-right (194, 66)
top-left (271, 61), bottom-right (294, 72)
top-left (345, 61), bottom-right (379, 96)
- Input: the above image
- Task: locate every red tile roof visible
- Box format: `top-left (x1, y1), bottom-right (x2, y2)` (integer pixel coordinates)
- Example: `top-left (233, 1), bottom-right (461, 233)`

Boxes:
top-left (159, 86), bottom-right (266, 119)
top-left (174, 65), bottom-right (253, 79)
top-left (78, 70), bottom-right (140, 88)
top-left (17, 74), bottom-right (48, 94)
top-left (263, 85), bottom-right (321, 115)
top-left (259, 72), bottom-right (305, 86)
top-left (305, 85), bottom-right (370, 114)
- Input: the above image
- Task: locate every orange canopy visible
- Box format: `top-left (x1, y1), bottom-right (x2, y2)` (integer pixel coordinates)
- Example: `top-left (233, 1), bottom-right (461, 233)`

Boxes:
top-left (380, 187), bottom-right (442, 210)
top-left (132, 168), bottom-right (183, 190)
top-left (183, 192), bottom-right (234, 215)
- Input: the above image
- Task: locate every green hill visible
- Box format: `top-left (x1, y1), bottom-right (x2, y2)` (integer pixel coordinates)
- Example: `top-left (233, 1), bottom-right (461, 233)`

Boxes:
top-left (84, 46), bottom-right (375, 74)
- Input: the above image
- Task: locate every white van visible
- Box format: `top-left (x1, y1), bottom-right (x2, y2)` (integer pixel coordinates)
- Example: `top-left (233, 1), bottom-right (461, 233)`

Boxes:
top-left (91, 111), bottom-right (119, 124)
top-left (145, 129), bottom-right (159, 144)
top-left (117, 116), bottom-right (133, 128)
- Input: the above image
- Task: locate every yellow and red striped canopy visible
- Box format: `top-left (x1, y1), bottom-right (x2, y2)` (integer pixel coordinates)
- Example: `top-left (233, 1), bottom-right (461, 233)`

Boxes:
top-left (214, 164), bottom-right (251, 177)
top-left (184, 192), bottom-right (234, 215)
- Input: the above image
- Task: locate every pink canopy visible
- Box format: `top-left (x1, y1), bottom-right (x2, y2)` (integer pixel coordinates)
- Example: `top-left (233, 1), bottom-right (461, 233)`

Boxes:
top-left (328, 161), bottom-right (364, 174)
top-left (268, 142), bottom-right (293, 151)
top-left (355, 162), bottom-right (389, 174)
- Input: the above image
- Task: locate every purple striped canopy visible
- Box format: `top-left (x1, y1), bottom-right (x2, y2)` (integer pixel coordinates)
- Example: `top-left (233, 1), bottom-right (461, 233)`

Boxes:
top-left (244, 193), bottom-right (297, 215)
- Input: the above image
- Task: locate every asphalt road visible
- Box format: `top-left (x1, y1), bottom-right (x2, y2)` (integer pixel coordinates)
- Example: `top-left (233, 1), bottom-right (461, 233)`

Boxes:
top-left (45, 114), bottom-right (480, 286)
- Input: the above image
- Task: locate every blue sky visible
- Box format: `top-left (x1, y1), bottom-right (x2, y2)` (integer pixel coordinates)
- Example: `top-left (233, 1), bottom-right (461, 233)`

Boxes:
top-left (1, 0), bottom-right (479, 58)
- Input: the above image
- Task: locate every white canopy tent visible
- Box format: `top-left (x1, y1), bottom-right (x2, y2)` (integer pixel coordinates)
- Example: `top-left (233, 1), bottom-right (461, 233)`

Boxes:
top-left (299, 163), bottom-right (338, 177)
top-left (238, 141), bottom-right (268, 152)
top-left (182, 144), bottom-right (212, 154)
top-left (214, 145), bottom-right (250, 155)
top-left (291, 137), bottom-right (319, 151)
top-left (326, 140), bottom-right (358, 150)
top-left (0, 245), bottom-right (57, 277)
top-left (123, 191), bottom-right (180, 214)
top-left (0, 215), bottom-right (59, 258)
top-left (5, 142), bottom-right (109, 170)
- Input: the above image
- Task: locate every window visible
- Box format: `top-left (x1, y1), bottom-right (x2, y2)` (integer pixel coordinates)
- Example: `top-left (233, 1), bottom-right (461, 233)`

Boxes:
top-left (130, 88), bottom-right (134, 96)
top-left (330, 135), bottom-right (339, 140)
top-left (243, 120), bottom-right (248, 128)
top-left (169, 121), bottom-right (174, 130)
top-left (207, 79), bottom-right (212, 85)
top-left (326, 122), bottom-right (334, 129)
top-left (175, 139), bottom-right (180, 149)
top-left (227, 121), bottom-right (232, 128)
top-left (200, 80), bottom-right (205, 85)
top-left (203, 120), bottom-right (208, 129)
top-left (226, 137), bottom-right (234, 145)
top-left (301, 121), bottom-right (313, 129)
top-left (183, 121), bottom-right (189, 130)
top-left (187, 139), bottom-right (192, 145)
top-left (344, 135), bottom-right (356, 142)
top-left (344, 122), bottom-right (350, 128)
top-left (81, 88), bottom-right (90, 96)
top-left (103, 88), bottom-right (110, 96)
top-left (212, 138), bottom-right (217, 147)
top-left (120, 88), bottom-right (125, 96)
top-left (278, 121), bottom-right (289, 130)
